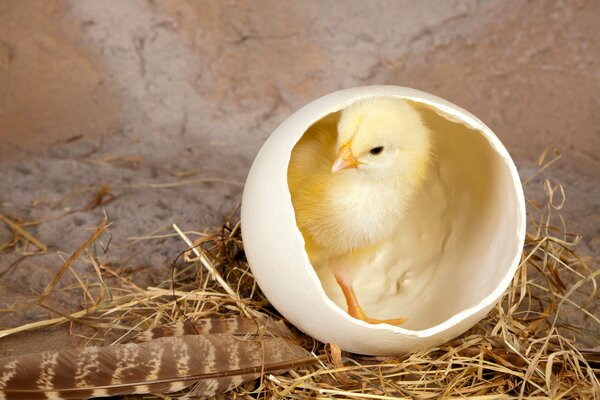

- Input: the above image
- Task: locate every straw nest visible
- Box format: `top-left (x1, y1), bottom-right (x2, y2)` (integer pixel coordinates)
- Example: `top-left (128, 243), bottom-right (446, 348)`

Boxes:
top-left (1, 152), bottom-right (598, 399)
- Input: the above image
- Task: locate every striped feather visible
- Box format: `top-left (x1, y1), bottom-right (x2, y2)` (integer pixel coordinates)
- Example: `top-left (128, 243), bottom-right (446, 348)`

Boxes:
top-left (0, 319), bottom-right (313, 400)
top-left (130, 316), bottom-right (292, 343)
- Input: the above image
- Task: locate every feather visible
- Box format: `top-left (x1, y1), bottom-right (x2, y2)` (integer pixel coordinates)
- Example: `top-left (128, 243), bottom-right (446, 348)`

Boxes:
top-left (0, 318), bottom-right (313, 400)
top-left (129, 316), bottom-right (292, 343)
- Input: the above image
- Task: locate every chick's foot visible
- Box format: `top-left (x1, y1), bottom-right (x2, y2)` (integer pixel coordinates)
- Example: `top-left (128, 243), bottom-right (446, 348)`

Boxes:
top-left (334, 273), bottom-right (406, 326)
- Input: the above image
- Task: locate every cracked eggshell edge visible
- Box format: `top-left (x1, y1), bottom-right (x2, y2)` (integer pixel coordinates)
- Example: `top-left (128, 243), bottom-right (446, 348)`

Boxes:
top-left (241, 85), bottom-right (526, 355)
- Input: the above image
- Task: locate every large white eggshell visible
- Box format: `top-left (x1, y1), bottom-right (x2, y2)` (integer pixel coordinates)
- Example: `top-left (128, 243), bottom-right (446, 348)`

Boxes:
top-left (241, 85), bottom-right (526, 355)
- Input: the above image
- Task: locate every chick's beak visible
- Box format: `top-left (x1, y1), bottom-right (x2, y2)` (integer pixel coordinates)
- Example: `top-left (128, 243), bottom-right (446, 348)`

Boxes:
top-left (332, 142), bottom-right (360, 173)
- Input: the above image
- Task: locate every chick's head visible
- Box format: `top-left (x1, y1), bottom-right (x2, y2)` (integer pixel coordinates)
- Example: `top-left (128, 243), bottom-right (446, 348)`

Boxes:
top-left (333, 97), bottom-right (431, 186)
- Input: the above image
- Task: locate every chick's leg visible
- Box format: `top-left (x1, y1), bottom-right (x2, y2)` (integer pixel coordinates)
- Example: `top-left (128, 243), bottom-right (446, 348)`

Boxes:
top-left (330, 259), bottom-right (405, 325)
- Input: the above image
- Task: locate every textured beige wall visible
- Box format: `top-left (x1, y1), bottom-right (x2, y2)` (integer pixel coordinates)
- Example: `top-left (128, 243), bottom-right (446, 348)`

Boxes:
top-left (0, 1), bottom-right (122, 145)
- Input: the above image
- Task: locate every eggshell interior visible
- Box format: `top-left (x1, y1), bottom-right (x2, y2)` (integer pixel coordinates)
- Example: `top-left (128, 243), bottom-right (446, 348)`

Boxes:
top-left (315, 103), bottom-right (519, 329)
top-left (241, 86), bottom-right (525, 355)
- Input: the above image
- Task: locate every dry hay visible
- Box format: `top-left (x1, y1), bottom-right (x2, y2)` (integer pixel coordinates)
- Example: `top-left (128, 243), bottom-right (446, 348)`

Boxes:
top-left (1, 152), bottom-right (598, 399)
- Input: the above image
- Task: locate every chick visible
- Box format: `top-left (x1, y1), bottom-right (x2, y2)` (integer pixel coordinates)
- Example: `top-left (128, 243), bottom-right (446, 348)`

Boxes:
top-left (288, 96), bottom-right (431, 324)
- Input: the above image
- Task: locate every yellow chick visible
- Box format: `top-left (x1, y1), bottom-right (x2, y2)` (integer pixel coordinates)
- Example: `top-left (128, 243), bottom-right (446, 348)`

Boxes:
top-left (288, 96), bottom-right (431, 324)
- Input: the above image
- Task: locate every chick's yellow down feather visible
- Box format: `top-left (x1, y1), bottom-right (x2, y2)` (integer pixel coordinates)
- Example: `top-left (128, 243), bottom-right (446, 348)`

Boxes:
top-left (287, 97), bottom-right (432, 324)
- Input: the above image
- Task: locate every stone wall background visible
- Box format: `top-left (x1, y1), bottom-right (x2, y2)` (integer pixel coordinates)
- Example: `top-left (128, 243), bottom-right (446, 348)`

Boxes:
top-left (0, 0), bottom-right (598, 353)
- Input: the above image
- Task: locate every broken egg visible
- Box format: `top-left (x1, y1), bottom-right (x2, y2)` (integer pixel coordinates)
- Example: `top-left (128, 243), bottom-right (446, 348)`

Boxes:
top-left (241, 86), bottom-right (526, 355)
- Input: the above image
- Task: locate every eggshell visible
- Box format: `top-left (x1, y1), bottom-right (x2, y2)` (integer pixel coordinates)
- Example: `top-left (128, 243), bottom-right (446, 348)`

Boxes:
top-left (241, 85), bottom-right (526, 355)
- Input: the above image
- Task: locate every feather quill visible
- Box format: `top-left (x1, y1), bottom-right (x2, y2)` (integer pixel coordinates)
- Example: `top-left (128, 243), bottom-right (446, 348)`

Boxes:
top-left (0, 317), bottom-right (313, 400)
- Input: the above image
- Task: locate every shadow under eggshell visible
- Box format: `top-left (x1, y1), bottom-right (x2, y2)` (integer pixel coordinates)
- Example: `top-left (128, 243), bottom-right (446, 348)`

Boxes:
top-left (241, 86), bottom-right (525, 355)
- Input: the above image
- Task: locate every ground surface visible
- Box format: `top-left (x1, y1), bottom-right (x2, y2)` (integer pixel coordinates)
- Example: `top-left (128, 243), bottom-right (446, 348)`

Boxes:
top-left (0, 0), bottom-right (598, 356)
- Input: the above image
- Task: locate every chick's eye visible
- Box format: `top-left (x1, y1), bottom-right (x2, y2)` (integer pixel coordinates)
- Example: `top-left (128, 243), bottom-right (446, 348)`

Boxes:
top-left (369, 146), bottom-right (384, 155)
